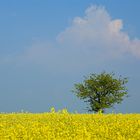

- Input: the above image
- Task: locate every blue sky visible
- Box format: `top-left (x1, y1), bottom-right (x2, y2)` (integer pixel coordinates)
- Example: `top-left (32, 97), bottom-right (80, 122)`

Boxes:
top-left (0, 0), bottom-right (140, 113)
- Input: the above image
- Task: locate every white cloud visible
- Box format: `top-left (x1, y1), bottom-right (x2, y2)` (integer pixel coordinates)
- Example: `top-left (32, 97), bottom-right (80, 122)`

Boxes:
top-left (1, 5), bottom-right (140, 71)
top-left (57, 5), bottom-right (140, 58)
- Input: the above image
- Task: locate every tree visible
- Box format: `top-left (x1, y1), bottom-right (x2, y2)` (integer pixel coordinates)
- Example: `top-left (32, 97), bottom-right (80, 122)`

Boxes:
top-left (72, 72), bottom-right (128, 113)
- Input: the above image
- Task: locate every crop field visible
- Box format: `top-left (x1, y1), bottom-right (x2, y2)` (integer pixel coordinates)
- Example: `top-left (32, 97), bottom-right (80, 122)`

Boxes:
top-left (0, 109), bottom-right (140, 140)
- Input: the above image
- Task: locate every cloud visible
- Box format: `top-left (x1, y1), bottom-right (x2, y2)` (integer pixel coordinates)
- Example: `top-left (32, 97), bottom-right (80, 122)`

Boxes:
top-left (1, 5), bottom-right (140, 70)
top-left (57, 5), bottom-right (140, 58)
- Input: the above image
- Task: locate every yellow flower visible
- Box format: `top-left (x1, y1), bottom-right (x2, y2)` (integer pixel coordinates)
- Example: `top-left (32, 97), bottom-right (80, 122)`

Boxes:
top-left (0, 110), bottom-right (140, 139)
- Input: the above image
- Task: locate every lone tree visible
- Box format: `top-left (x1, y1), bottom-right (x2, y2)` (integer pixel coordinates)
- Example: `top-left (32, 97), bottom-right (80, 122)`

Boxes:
top-left (72, 72), bottom-right (128, 113)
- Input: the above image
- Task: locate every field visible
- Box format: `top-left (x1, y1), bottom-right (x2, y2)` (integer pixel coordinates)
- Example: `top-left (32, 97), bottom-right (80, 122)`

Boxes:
top-left (0, 109), bottom-right (140, 140)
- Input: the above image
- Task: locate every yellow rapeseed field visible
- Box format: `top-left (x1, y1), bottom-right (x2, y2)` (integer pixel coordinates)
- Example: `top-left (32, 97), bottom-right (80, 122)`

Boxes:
top-left (0, 109), bottom-right (140, 140)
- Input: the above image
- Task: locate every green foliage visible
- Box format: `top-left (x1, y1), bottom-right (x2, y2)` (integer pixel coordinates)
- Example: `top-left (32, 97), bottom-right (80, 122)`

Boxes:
top-left (72, 72), bottom-right (128, 113)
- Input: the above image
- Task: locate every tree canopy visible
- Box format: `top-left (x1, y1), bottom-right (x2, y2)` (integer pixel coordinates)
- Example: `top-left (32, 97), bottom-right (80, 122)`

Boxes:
top-left (72, 72), bottom-right (128, 113)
